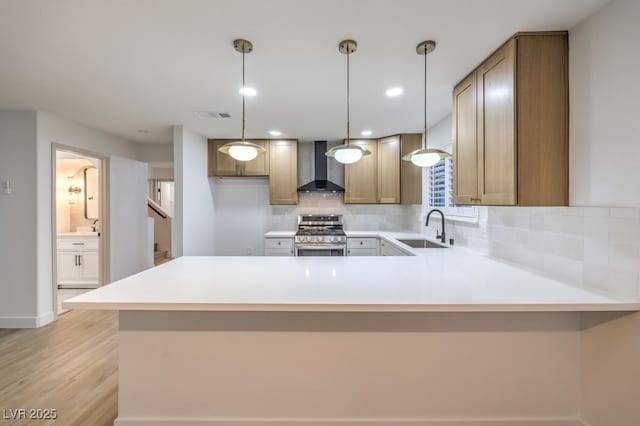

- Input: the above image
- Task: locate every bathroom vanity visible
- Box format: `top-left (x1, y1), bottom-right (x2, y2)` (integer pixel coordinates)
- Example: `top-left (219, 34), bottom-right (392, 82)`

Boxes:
top-left (56, 233), bottom-right (99, 288)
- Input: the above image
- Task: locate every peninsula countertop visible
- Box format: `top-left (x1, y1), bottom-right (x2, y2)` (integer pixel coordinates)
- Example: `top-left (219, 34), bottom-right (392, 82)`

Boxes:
top-left (65, 232), bottom-right (640, 312)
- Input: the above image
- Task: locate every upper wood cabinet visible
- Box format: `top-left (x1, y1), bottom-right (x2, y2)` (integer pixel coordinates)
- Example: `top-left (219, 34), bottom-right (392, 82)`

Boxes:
top-left (377, 136), bottom-right (401, 204)
top-left (399, 134), bottom-right (423, 205)
top-left (344, 140), bottom-right (378, 204)
top-left (269, 140), bottom-right (298, 205)
top-left (208, 139), bottom-right (270, 177)
top-left (453, 72), bottom-right (479, 204)
top-left (344, 134), bottom-right (422, 205)
top-left (453, 32), bottom-right (569, 206)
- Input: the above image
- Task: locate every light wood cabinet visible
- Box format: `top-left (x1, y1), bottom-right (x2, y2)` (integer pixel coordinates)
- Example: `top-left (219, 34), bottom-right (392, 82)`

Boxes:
top-left (344, 140), bottom-right (378, 204)
top-left (452, 32), bottom-right (568, 206)
top-left (208, 139), bottom-right (270, 177)
top-left (377, 136), bottom-right (401, 203)
top-left (344, 135), bottom-right (421, 205)
top-left (453, 71), bottom-right (479, 204)
top-left (269, 140), bottom-right (298, 205)
top-left (400, 134), bottom-right (423, 205)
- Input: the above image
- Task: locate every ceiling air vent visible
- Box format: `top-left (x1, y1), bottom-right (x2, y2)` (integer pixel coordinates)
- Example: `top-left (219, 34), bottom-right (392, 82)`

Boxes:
top-left (193, 111), bottom-right (232, 119)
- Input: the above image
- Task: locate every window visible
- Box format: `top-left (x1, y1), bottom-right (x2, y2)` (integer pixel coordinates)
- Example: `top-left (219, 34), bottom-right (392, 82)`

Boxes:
top-left (426, 155), bottom-right (478, 220)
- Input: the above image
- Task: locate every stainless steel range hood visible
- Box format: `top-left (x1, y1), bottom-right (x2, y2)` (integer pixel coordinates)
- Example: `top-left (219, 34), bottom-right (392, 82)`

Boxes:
top-left (297, 141), bottom-right (345, 193)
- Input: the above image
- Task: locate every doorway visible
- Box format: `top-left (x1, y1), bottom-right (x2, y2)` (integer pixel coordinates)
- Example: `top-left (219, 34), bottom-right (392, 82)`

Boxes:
top-left (148, 179), bottom-right (174, 264)
top-left (53, 147), bottom-right (107, 315)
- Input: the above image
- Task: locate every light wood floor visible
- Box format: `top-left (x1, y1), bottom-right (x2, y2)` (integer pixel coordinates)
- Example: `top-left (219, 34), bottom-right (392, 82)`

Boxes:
top-left (0, 310), bottom-right (118, 425)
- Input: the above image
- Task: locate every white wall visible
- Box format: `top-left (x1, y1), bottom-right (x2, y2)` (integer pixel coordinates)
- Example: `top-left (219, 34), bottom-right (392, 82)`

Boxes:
top-left (0, 111), bottom-right (39, 327)
top-left (213, 179), bottom-right (270, 256)
top-left (426, 114), bottom-right (452, 151)
top-left (569, 0), bottom-right (640, 207)
top-left (173, 126), bottom-right (215, 257)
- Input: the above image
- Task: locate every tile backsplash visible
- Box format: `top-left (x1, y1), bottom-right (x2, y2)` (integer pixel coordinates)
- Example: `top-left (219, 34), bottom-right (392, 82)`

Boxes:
top-left (423, 206), bottom-right (640, 300)
top-left (270, 192), bottom-right (413, 231)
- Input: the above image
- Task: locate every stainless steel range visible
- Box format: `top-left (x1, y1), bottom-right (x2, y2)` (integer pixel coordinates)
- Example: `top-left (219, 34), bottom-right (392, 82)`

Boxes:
top-left (294, 214), bottom-right (346, 256)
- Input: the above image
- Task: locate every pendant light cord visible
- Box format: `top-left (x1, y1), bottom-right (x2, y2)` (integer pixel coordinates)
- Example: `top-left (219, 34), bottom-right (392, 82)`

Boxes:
top-left (242, 46), bottom-right (246, 142)
top-left (346, 46), bottom-right (350, 146)
top-left (423, 48), bottom-right (427, 150)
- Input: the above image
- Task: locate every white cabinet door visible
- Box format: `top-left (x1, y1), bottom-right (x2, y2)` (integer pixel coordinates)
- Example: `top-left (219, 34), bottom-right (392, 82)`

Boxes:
top-left (58, 253), bottom-right (79, 284)
top-left (265, 249), bottom-right (295, 256)
top-left (380, 241), bottom-right (408, 256)
top-left (346, 248), bottom-right (378, 256)
top-left (78, 252), bottom-right (99, 283)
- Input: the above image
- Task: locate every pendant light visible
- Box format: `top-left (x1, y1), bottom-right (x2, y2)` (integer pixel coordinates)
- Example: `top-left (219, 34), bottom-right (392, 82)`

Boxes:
top-left (402, 40), bottom-right (450, 168)
top-left (326, 40), bottom-right (371, 165)
top-left (218, 39), bottom-right (266, 162)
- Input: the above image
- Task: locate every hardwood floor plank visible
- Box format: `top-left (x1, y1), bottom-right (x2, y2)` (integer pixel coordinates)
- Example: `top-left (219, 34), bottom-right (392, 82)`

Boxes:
top-left (0, 310), bottom-right (118, 426)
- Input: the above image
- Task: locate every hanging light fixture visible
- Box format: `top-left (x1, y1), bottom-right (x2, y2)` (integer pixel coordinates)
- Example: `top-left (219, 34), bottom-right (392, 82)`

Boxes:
top-left (402, 40), bottom-right (450, 168)
top-left (326, 39), bottom-right (371, 165)
top-left (218, 39), bottom-right (266, 162)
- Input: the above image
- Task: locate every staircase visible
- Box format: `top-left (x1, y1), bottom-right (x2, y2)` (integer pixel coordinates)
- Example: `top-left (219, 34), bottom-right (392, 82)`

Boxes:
top-left (154, 249), bottom-right (170, 265)
top-left (148, 198), bottom-right (172, 266)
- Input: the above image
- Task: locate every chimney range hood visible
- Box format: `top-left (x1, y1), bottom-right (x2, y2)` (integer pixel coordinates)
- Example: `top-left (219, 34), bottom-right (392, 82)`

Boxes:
top-left (297, 141), bottom-right (345, 193)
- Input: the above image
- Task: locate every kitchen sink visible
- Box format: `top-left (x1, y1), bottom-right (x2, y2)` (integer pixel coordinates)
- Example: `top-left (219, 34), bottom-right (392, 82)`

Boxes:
top-left (397, 239), bottom-right (447, 249)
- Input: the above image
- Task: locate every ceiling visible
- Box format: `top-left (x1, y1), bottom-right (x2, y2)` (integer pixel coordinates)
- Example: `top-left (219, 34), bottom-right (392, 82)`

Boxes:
top-left (0, 0), bottom-right (608, 144)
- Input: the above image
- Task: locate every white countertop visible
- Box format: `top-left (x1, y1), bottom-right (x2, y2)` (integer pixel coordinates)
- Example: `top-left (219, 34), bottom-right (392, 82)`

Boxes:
top-left (264, 231), bottom-right (296, 237)
top-left (65, 231), bottom-right (639, 312)
top-left (58, 232), bottom-right (99, 237)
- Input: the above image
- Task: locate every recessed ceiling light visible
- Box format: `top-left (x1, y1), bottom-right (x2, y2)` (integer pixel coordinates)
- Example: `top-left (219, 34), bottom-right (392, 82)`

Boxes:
top-left (239, 87), bottom-right (257, 97)
top-left (269, 130), bottom-right (282, 136)
top-left (361, 130), bottom-right (372, 136)
top-left (385, 87), bottom-right (403, 97)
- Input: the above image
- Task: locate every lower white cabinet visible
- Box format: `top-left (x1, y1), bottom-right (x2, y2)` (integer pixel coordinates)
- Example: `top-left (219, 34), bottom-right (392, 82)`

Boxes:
top-left (347, 238), bottom-right (379, 256)
top-left (380, 239), bottom-right (410, 256)
top-left (57, 236), bottom-right (99, 288)
top-left (264, 237), bottom-right (295, 256)
top-left (346, 248), bottom-right (378, 256)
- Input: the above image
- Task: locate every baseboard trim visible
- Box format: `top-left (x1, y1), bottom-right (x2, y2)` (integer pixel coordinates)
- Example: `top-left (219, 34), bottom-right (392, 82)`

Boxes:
top-left (0, 311), bottom-right (55, 328)
top-left (114, 417), bottom-right (585, 426)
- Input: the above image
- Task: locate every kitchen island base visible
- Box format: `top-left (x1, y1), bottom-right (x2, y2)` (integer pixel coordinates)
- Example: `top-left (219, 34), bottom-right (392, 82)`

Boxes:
top-left (115, 310), bottom-right (591, 426)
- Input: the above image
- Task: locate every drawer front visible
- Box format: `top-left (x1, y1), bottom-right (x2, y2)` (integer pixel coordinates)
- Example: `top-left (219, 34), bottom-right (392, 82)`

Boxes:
top-left (346, 248), bottom-right (378, 256)
top-left (57, 238), bottom-right (99, 251)
top-left (265, 238), bottom-right (294, 250)
top-left (265, 248), bottom-right (295, 256)
top-left (347, 238), bottom-right (378, 249)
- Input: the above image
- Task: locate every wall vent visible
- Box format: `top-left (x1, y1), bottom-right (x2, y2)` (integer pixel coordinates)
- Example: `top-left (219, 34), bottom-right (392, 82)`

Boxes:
top-left (193, 111), bottom-right (232, 119)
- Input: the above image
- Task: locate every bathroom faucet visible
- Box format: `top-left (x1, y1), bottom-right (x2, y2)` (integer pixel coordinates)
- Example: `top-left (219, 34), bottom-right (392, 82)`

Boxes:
top-left (91, 219), bottom-right (99, 233)
top-left (425, 209), bottom-right (446, 244)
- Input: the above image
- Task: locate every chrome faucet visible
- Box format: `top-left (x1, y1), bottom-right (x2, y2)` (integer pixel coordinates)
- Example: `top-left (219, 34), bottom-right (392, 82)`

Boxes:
top-left (425, 209), bottom-right (446, 244)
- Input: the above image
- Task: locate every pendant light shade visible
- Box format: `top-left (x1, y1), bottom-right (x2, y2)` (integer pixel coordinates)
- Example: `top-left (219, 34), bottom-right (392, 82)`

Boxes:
top-left (332, 146), bottom-right (364, 164)
top-left (326, 39), bottom-right (371, 164)
top-left (403, 148), bottom-right (447, 167)
top-left (402, 40), bottom-right (450, 168)
top-left (219, 39), bottom-right (266, 162)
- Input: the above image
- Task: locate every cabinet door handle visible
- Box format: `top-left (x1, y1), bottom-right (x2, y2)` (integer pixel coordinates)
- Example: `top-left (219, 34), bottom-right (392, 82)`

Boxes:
top-left (78, 255), bottom-right (82, 266)
top-left (75, 255), bottom-right (78, 266)
top-left (72, 242), bottom-right (85, 245)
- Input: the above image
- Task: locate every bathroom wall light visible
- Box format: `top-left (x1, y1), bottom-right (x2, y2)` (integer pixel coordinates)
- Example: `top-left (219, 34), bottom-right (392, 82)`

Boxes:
top-left (68, 176), bottom-right (82, 204)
